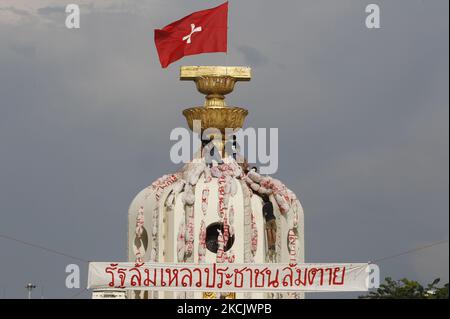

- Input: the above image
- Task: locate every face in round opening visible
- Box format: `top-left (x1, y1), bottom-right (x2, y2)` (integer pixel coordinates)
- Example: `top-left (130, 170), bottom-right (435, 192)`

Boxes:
top-left (205, 222), bottom-right (235, 253)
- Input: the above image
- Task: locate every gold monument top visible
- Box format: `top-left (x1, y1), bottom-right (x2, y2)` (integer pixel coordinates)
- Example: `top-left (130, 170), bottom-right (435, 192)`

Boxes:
top-left (180, 66), bottom-right (251, 81)
top-left (181, 66), bottom-right (251, 134)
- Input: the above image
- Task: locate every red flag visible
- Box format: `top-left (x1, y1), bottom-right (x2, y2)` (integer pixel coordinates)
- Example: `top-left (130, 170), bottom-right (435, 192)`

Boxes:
top-left (154, 2), bottom-right (228, 68)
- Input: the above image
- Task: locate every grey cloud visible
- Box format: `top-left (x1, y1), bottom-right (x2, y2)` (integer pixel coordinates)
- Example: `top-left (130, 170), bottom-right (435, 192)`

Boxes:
top-left (37, 6), bottom-right (65, 17)
top-left (9, 42), bottom-right (36, 58)
top-left (237, 45), bottom-right (269, 67)
top-left (0, 6), bottom-right (33, 17)
top-left (0, 0), bottom-right (448, 299)
top-left (0, 6), bottom-right (38, 25)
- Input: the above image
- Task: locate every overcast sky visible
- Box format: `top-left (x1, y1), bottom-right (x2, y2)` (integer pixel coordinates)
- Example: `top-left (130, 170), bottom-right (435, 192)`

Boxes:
top-left (0, 0), bottom-right (448, 299)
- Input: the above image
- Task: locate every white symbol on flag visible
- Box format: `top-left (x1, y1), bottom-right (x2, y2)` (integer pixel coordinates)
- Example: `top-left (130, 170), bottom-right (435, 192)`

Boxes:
top-left (182, 24), bottom-right (202, 44)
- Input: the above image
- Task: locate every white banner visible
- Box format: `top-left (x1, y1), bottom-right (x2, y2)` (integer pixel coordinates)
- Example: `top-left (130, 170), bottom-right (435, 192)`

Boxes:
top-left (88, 262), bottom-right (370, 292)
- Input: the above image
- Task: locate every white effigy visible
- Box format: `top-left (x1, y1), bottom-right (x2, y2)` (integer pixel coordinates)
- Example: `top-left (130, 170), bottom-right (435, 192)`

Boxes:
top-left (127, 67), bottom-right (304, 299)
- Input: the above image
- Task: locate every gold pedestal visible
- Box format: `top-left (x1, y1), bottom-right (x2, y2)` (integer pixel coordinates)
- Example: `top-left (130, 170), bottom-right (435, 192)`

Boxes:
top-left (180, 66), bottom-right (251, 135)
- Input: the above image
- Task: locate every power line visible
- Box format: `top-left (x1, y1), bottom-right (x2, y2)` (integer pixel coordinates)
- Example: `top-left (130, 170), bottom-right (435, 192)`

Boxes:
top-left (0, 233), bottom-right (90, 263)
top-left (1, 233), bottom-right (448, 299)
top-left (1, 232), bottom-right (448, 271)
top-left (370, 239), bottom-right (449, 264)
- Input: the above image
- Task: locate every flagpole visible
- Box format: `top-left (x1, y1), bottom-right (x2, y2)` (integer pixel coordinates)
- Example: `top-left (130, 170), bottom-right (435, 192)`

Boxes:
top-left (226, 0), bottom-right (230, 69)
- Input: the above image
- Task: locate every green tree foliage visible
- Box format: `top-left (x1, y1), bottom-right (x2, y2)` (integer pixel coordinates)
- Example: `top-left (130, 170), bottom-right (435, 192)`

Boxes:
top-left (359, 277), bottom-right (449, 299)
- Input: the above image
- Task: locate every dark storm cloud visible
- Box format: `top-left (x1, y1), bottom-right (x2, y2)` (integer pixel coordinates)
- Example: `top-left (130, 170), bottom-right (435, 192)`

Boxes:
top-left (37, 6), bottom-right (65, 17)
top-left (237, 45), bottom-right (269, 67)
top-left (0, 0), bottom-right (448, 299)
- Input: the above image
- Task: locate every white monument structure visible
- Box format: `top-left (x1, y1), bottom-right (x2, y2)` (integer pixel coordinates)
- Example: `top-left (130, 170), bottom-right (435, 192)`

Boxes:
top-left (127, 66), bottom-right (304, 299)
top-left (88, 66), bottom-right (369, 299)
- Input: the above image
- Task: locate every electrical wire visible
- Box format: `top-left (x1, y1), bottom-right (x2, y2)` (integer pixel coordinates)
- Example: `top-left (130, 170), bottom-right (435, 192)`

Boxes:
top-left (1, 232), bottom-right (447, 266)
top-left (370, 239), bottom-right (449, 264)
top-left (1, 232), bottom-right (448, 298)
top-left (0, 233), bottom-right (90, 263)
